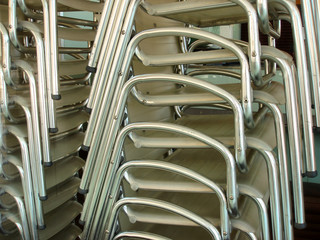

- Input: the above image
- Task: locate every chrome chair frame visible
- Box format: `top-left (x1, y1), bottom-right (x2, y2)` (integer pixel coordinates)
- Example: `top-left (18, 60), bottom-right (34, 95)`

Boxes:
top-left (105, 197), bottom-right (222, 240)
top-left (80, 27), bottom-right (253, 196)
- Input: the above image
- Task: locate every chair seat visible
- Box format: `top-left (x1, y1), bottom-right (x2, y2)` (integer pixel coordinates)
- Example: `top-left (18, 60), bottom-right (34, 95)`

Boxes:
top-left (120, 195), bottom-right (260, 239)
top-left (124, 148), bottom-right (268, 200)
top-left (54, 111), bottom-right (88, 137)
top-left (134, 80), bottom-right (286, 106)
top-left (0, 156), bottom-right (83, 198)
top-left (49, 132), bottom-right (84, 162)
top-left (45, 156), bottom-right (84, 189)
top-left (141, 0), bottom-right (253, 27)
top-left (57, 0), bottom-right (104, 12)
top-left (2, 0), bottom-right (73, 11)
top-left (0, 208), bottom-right (22, 235)
top-left (26, 58), bottom-right (88, 77)
top-left (49, 223), bottom-right (82, 240)
top-left (128, 113), bottom-right (276, 151)
top-left (20, 21), bottom-right (96, 42)
top-left (56, 86), bottom-right (90, 111)
top-left (38, 200), bottom-right (82, 240)
top-left (43, 177), bottom-right (81, 214)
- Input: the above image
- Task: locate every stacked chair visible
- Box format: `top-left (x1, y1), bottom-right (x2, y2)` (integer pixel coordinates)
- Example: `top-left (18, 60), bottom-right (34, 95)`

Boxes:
top-left (0, 0), bottom-right (104, 239)
top-left (77, 0), bottom-right (319, 240)
top-left (1, 0), bottom-right (320, 240)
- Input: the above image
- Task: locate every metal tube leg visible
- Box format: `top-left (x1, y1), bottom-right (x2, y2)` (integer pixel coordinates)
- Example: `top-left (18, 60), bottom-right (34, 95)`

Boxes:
top-left (303, 0), bottom-right (320, 129)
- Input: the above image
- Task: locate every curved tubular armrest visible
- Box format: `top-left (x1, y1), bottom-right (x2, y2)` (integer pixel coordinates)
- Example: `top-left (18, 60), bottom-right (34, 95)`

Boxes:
top-left (81, 122), bottom-right (238, 239)
top-left (231, 0), bottom-right (261, 83)
top-left (130, 27), bottom-right (253, 128)
top-left (7, 98), bottom-right (46, 224)
top-left (141, 0), bottom-right (261, 83)
top-left (0, 187), bottom-right (30, 239)
top-left (113, 231), bottom-right (171, 240)
top-left (189, 39), bottom-right (276, 86)
top-left (4, 126), bottom-right (39, 238)
top-left (245, 139), bottom-right (282, 240)
top-left (8, 5), bottom-right (57, 131)
top-left (0, 156), bottom-right (20, 181)
top-left (126, 74), bottom-right (247, 172)
top-left (0, 23), bottom-right (13, 88)
top-left (221, 135), bottom-right (282, 240)
top-left (106, 160), bottom-right (230, 240)
top-left (0, 70), bottom-right (25, 123)
top-left (0, 22), bottom-right (32, 91)
top-left (1, 64), bottom-right (47, 199)
top-left (13, 60), bottom-right (51, 167)
top-left (186, 69), bottom-right (269, 128)
top-left (256, 0), bottom-right (281, 38)
top-left (79, 24), bottom-right (251, 216)
top-left (112, 123), bottom-right (238, 215)
top-left (106, 197), bottom-right (222, 240)
top-left (8, 0), bottom-right (34, 53)
top-left (185, 53), bottom-right (292, 238)
top-left (256, 100), bottom-right (293, 239)
top-left (240, 187), bottom-right (270, 240)
top-left (261, 45), bottom-right (305, 227)
top-left (0, 211), bottom-right (18, 235)
top-left (271, 0), bottom-right (316, 181)
top-left (15, 20), bottom-right (57, 138)
top-left (0, 210), bottom-right (27, 240)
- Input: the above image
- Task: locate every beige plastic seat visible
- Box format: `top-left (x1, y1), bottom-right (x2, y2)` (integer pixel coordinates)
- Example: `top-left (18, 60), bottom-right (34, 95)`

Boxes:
top-left (104, 197), bottom-right (222, 240)
top-left (0, 201), bottom-right (83, 240)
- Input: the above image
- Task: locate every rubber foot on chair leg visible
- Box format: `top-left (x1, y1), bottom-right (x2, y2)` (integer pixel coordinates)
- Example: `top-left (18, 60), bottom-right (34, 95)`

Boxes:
top-left (294, 222), bottom-right (307, 230)
top-left (78, 187), bottom-right (88, 195)
top-left (85, 106), bottom-right (92, 114)
top-left (86, 66), bottom-right (97, 73)
top-left (81, 144), bottom-right (90, 152)
top-left (306, 170), bottom-right (318, 178)
top-left (78, 219), bottom-right (86, 226)
top-left (44, 161), bottom-right (53, 167)
top-left (49, 128), bottom-right (58, 133)
top-left (39, 195), bottom-right (48, 201)
top-left (51, 94), bottom-right (61, 100)
top-left (313, 126), bottom-right (320, 133)
top-left (38, 224), bottom-right (46, 230)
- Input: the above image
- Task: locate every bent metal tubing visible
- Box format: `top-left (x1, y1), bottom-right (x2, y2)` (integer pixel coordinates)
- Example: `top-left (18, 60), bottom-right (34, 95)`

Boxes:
top-left (81, 123), bottom-right (238, 239)
top-left (80, 27), bottom-right (253, 197)
top-left (4, 126), bottom-right (38, 239)
top-left (300, 0), bottom-right (320, 128)
top-left (85, 0), bottom-right (135, 111)
top-left (128, 133), bottom-right (282, 240)
top-left (261, 46), bottom-right (305, 228)
top-left (270, 0), bottom-right (316, 179)
top-left (187, 47), bottom-right (295, 237)
top-left (9, 0), bottom-right (57, 131)
top-left (100, 160), bottom-right (230, 240)
top-left (186, 44), bottom-right (304, 229)
top-left (0, 180), bottom-right (31, 239)
top-left (0, 64), bottom-right (47, 203)
top-left (105, 197), bottom-right (222, 240)
top-left (113, 231), bottom-right (171, 240)
top-left (187, 67), bottom-right (292, 238)
top-left (80, 74), bottom-right (245, 227)
top-left (9, 101), bottom-right (45, 232)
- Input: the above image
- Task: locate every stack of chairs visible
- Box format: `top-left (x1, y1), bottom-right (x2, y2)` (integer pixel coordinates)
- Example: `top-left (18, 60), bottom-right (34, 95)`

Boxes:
top-left (0, 0), bottom-right (104, 239)
top-left (77, 0), bottom-right (319, 240)
top-left (0, 0), bottom-right (319, 240)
